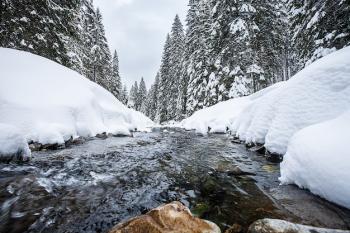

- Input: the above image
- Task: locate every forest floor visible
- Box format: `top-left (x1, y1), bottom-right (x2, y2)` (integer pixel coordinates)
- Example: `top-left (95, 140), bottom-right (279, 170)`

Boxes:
top-left (1, 127), bottom-right (349, 233)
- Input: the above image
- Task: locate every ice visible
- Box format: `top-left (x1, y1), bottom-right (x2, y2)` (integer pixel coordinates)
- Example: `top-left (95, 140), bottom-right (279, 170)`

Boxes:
top-left (0, 48), bottom-right (154, 156)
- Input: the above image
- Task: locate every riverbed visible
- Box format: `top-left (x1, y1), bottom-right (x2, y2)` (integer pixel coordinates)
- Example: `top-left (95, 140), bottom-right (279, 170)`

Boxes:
top-left (0, 128), bottom-right (349, 233)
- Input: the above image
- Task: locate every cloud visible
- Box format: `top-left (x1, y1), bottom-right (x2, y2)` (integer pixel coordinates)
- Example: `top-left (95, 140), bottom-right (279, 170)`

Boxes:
top-left (112, 0), bottom-right (133, 7)
top-left (94, 0), bottom-right (188, 88)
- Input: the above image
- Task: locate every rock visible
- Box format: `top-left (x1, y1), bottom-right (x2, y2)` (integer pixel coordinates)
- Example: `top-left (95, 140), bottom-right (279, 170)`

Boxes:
top-left (41, 143), bottom-right (65, 150)
top-left (265, 151), bottom-right (283, 163)
top-left (96, 132), bottom-right (108, 139)
top-left (109, 202), bottom-right (221, 233)
top-left (225, 224), bottom-right (243, 233)
top-left (249, 145), bottom-right (266, 155)
top-left (231, 139), bottom-right (242, 144)
top-left (29, 142), bottom-right (42, 151)
top-left (248, 219), bottom-right (350, 233)
top-left (226, 166), bottom-right (256, 177)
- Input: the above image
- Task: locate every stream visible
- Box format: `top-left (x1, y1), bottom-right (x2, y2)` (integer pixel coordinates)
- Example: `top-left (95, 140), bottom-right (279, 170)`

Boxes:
top-left (1, 128), bottom-right (350, 233)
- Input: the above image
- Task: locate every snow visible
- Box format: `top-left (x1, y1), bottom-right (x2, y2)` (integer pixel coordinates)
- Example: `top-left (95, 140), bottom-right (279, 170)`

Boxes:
top-left (0, 124), bottom-right (31, 161)
top-left (181, 46), bottom-right (350, 208)
top-left (180, 83), bottom-right (283, 135)
top-left (232, 46), bottom-right (350, 155)
top-left (280, 111), bottom-right (350, 209)
top-left (180, 97), bottom-right (250, 135)
top-left (0, 48), bottom-right (153, 156)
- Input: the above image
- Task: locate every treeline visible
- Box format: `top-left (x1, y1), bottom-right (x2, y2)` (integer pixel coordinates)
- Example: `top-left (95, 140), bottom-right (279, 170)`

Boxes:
top-left (142, 0), bottom-right (350, 123)
top-left (0, 0), bottom-right (124, 100)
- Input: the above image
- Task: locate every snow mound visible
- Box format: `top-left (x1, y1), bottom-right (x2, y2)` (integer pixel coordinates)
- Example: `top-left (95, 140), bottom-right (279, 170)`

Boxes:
top-left (231, 46), bottom-right (350, 154)
top-left (180, 82), bottom-right (284, 135)
top-left (0, 48), bottom-right (153, 152)
top-left (280, 111), bottom-right (350, 209)
top-left (0, 124), bottom-right (31, 162)
top-left (180, 97), bottom-right (251, 134)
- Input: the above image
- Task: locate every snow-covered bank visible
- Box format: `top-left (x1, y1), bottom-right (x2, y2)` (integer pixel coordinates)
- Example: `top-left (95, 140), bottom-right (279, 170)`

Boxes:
top-left (0, 48), bottom-right (153, 159)
top-left (180, 46), bottom-right (350, 208)
top-left (232, 46), bottom-right (350, 155)
top-left (180, 83), bottom-right (284, 135)
top-left (280, 111), bottom-right (350, 209)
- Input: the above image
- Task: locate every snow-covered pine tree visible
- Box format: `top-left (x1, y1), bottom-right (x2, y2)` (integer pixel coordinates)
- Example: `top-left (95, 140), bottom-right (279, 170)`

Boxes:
top-left (91, 8), bottom-right (112, 89)
top-left (0, 0), bottom-right (81, 69)
top-left (185, 0), bottom-right (213, 115)
top-left (157, 34), bottom-right (172, 123)
top-left (120, 85), bottom-right (129, 105)
top-left (167, 15), bottom-right (185, 120)
top-left (109, 50), bottom-right (122, 98)
top-left (138, 77), bottom-right (147, 112)
top-left (128, 81), bottom-right (138, 109)
top-left (288, 0), bottom-right (350, 72)
top-left (146, 73), bottom-right (160, 121)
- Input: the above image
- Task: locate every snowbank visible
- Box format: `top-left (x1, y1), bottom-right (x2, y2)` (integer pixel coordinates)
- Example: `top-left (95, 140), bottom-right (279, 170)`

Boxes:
top-left (0, 124), bottom-right (31, 161)
top-left (231, 46), bottom-right (350, 154)
top-left (0, 48), bottom-right (153, 154)
top-left (180, 97), bottom-right (251, 134)
top-left (180, 83), bottom-right (284, 135)
top-left (180, 46), bottom-right (350, 208)
top-left (280, 111), bottom-right (350, 209)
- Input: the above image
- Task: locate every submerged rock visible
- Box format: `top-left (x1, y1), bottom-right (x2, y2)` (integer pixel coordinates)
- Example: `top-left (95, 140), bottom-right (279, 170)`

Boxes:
top-left (248, 219), bottom-right (350, 233)
top-left (109, 202), bottom-right (221, 233)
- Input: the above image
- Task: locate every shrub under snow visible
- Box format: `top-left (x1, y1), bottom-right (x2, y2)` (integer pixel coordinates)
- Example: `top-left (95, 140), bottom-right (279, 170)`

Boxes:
top-left (0, 48), bottom-right (153, 159)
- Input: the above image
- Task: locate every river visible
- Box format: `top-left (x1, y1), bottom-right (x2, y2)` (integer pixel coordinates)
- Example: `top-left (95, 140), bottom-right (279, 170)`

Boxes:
top-left (1, 128), bottom-right (349, 233)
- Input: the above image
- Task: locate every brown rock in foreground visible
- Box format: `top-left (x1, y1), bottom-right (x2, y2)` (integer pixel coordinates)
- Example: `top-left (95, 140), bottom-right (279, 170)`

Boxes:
top-left (109, 202), bottom-right (221, 233)
top-left (248, 219), bottom-right (350, 233)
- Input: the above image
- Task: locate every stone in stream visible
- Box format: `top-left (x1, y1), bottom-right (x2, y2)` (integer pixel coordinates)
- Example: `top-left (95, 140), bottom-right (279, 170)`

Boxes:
top-left (109, 202), bottom-right (221, 233)
top-left (248, 219), bottom-right (350, 233)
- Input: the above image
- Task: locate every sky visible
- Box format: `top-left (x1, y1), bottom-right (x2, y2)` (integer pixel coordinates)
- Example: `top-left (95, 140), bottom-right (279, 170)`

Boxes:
top-left (94, 0), bottom-right (188, 89)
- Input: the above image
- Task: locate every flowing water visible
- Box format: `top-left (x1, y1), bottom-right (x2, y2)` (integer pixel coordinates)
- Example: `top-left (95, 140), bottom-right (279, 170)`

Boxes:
top-left (1, 128), bottom-right (349, 233)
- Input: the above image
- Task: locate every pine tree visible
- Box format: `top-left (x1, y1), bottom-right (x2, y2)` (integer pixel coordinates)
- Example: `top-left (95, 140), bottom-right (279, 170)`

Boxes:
top-left (185, 0), bottom-right (212, 115)
top-left (157, 34), bottom-right (172, 123)
top-left (288, 0), bottom-right (350, 72)
top-left (120, 85), bottom-right (129, 105)
top-left (138, 77), bottom-right (147, 112)
top-left (146, 73), bottom-right (160, 121)
top-left (91, 8), bottom-right (112, 90)
top-left (0, 0), bottom-right (81, 69)
top-left (110, 50), bottom-right (122, 98)
top-left (128, 81), bottom-right (138, 109)
top-left (168, 15), bottom-right (185, 120)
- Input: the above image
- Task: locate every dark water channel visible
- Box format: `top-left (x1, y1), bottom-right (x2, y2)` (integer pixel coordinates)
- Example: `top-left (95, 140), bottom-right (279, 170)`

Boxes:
top-left (1, 128), bottom-right (349, 233)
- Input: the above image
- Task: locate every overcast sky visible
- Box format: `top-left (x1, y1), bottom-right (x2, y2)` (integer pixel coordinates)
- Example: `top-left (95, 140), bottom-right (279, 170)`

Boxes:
top-left (94, 0), bottom-right (188, 89)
